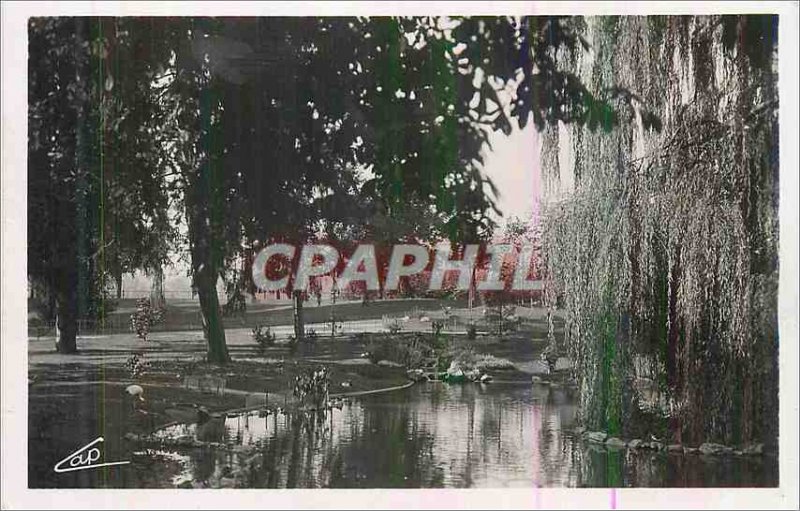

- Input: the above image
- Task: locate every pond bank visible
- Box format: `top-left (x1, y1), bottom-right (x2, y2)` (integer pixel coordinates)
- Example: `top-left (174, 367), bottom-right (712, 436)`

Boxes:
top-left (29, 327), bottom-right (559, 440)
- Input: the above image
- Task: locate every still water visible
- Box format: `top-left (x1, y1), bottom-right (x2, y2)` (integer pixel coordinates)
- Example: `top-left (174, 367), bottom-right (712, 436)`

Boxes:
top-left (149, 383), bottom-right (777, 488)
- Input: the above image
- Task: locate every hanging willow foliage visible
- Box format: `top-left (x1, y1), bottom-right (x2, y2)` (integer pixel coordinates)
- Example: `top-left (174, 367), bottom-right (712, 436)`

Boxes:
top-left (540, 16), bottom-right (778, 446)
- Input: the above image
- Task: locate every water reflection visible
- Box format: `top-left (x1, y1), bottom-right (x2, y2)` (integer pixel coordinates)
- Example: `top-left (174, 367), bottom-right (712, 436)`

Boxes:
top-left (29, 381), bottom-right (778, 488)
top-left (151, 382), bottom-right (775, 488)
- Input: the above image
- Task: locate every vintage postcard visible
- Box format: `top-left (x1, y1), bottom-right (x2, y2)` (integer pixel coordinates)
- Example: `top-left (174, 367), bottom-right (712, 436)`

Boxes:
top-left (2, 1), bottom-right (798, 509)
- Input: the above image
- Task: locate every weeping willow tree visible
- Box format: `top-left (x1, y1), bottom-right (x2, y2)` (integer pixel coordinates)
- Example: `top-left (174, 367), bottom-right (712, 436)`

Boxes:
top-left (540, 16), bottom-right (778, 447)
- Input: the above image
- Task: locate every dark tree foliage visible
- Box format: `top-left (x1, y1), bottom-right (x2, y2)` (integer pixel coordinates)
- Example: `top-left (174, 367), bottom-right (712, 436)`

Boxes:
top-left (29, 16), bottom-right (640, 362)
top-left (28, 18), bottom-right (176, 352)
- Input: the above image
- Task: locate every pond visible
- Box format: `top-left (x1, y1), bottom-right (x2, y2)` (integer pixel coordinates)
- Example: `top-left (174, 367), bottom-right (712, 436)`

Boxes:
top-left (146, 383), bottom-right (777, 488)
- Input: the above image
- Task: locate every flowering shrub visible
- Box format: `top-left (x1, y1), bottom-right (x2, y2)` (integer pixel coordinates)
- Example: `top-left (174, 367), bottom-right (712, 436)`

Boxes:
top-left (124, 353), bottom-right (149, 378)
top-left (130, 298), bottom-right (164, 342)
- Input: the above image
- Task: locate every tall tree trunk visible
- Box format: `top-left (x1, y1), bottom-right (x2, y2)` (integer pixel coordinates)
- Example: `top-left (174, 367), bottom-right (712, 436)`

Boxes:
top-left (55, 268), bottom-right (79, 353)
top-left (183, 73), bottom-right (230, 364)
top-left (54, 18), bottom-right (87, 354)
top-left (150, 267), bottom-right (165, 308)
top-left (197, 271), bottom-right (228, 364)
top-left (115, 269), bottom-right (123, 300)
top-left (293, 290), bottom-right (305, 342)
top-left (189, 212), bottom-right (229, 364)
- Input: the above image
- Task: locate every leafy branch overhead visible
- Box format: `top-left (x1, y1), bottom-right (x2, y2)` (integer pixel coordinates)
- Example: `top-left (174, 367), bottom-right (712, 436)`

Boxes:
top-left (29, 15), bottom-right (658, 363)
top-left (451, 16), bottom-right (662, 133)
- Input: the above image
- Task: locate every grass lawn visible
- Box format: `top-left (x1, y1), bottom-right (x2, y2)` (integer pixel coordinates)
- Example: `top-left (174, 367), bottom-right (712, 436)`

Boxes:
top-left (29, 297), bottom-right (474, 336)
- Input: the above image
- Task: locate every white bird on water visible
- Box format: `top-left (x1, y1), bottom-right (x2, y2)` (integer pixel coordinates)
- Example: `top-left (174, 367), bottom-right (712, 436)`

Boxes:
top-left (126, 384), bottom-right (145, 399)
top-left (125, 384), bottom-right (145, 412)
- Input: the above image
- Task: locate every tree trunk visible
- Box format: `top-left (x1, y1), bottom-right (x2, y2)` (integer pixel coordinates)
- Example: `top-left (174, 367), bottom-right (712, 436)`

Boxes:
top-left (54, 19), bottom-right (86, 354)
top-left (666, 249), bottom-right (682, 392)
top-left (55, 270), bottom-right (79, 353)
top-left (196, 270), bottom-right (229, 364)
top-left (150, 267), bottom-right (165, 308)
top-left (115, 269), bottom-right (123, 300)
top-left (293, 290), bottom-right (305, 342)
top-left (189, 215), bottom-right (229, 364)
top-left (666, 248), bottom-right (683, 442)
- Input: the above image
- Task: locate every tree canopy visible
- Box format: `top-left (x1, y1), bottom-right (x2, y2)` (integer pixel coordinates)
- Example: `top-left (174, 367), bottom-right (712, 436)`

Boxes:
top-left (29, 16), bottom-right (644, 361)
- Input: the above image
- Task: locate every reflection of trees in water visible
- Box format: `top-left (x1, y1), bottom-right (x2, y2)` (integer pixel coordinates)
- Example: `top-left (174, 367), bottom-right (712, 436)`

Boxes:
top-left (190, 446), bottom-right (220, 483)
top-left (420, 385), bottom-right (558, 487)
top-left (335, 404), bottom-right (440, 487)
top-left (176, 385), bottom-right (776, 488)
top-left (259, 412), bottom-right (334, 488)
top-left (577, 445), bottom-right (669, 487)
top-left (574, 445), bottom-right (777, 487)
top-left (531, 390), bottom-right (582, 487)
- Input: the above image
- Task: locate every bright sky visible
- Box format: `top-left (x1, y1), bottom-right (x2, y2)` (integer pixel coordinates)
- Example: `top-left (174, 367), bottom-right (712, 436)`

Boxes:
top-left (481, 123), bottom-right (541, 226)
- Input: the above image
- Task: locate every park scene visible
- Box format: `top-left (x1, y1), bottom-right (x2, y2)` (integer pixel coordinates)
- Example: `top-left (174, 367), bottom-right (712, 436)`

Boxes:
top-left (27, 15), bottom-right (779, 488)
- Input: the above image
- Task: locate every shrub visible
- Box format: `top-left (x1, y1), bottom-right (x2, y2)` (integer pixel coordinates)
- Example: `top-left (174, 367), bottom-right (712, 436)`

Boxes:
top-left (293, 366), bottom-right (330, 410)
top-left (485, 304), bottom-right (518, 336)
top-left (473, 353), bottom-right (515, 371)
top-left (450, 345), bottom-right (477, 368)
top-left (130, 298), bottom-right (164, 342)
top-left (436, 352), bottom-right (453, 373)
top-left (125, 353), bottom-right (149, 378)
top-left (327, 316), bottom-right (343, 337)
top-left (222, 288), bottom-right (247, 317)
top-left (431, 327), bottom-right (450, 372)
top-left (447, 347), bottom-right (515, 373)
top-left (366, 333), bottom-right (434, 368)
top-left (365, 336), bottom-right (392, 364)
top-left (387, 318), bottom-right (403, 334)
top-left (252, 325), bottom-right (276, 353)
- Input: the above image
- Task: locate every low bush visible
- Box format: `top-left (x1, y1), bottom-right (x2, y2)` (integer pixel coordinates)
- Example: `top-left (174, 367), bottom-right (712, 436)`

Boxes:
top-left (293, 366), bottom-right (330, 410)
top-left (130, 298), bottom-right (165, 342)
top-left (365, 333), bottom-right (435, 368)
top-left (287, 334), bottom-right (298, 354)
top-left (252, 325), bottom-right (276, 353)
top-left (447, 346), bottom-right (514, 372)
top-left (387, 318), bottom-right (403, 334)
top-left (125, 353), bottom-right (150, 378)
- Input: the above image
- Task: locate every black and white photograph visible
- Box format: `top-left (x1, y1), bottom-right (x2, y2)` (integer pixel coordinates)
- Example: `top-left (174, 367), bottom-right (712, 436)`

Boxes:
top-left (2, 1), bottom-right (798, 509)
